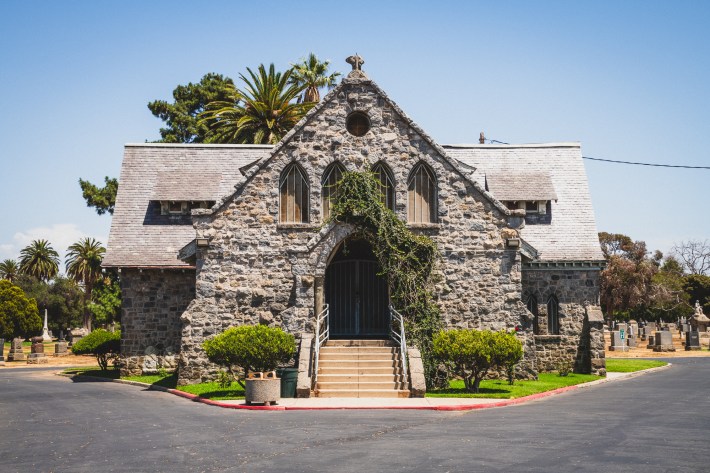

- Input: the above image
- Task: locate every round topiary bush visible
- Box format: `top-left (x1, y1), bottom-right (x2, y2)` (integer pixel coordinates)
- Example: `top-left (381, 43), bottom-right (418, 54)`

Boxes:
top-left (71, 329), bottom-right (121, 370)
top-left (203, 325), bottom-right (296, 387)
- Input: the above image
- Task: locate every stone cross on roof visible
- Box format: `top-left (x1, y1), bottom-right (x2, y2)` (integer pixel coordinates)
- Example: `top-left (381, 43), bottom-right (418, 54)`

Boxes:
top-left (346, 54), bottom-right (364, 71)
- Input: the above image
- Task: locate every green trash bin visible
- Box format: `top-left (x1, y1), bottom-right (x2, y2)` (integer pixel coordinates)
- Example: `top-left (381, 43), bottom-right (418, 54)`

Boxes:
top-left (277, 368), bottom-right (298, 398)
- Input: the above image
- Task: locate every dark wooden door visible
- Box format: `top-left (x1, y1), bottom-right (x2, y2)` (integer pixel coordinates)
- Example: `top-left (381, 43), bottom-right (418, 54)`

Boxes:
top-left (325, 259), bottom-right (389, 338)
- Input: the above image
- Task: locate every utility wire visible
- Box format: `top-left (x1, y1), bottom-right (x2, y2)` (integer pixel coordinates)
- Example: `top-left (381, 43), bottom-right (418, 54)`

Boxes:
top-left (581, 156), bottom-right (710, 170)
top-left (485, 138), bottom-right (710, 169)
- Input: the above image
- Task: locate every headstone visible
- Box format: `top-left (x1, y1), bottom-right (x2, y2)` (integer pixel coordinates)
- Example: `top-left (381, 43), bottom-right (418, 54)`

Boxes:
top-left (685, 331), bottom-right (701, 351)
top-left (653, 331), bottom-right (676, 352)
top-left (68, 327), bottom-right (88, 346)
top-left (54, 341), bottom-right (69, 357)
top-left (646, 322), bottom-right (657, 332)
top-left (0, 338), bottom-right (5, 366)
top-left (41, 309), bottom-right (52, 342)
top-left (7, 338), bottom-right (26, 361)
top-left (609, 331), bottom-right (629, 352)
top-left (27, 336), bottom-right (48, 364)
top-left (646, 331), bottom-right (657, 349)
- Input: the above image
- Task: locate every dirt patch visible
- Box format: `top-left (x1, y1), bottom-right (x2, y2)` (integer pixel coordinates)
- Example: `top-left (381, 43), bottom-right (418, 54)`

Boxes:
top-left (1, 343), bottom-right (99, 369)
top-left (606, 331), bottom-right (710, 358)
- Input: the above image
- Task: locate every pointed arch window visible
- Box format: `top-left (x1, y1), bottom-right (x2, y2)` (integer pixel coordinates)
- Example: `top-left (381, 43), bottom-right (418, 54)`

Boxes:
top-left (526, 294), bottom-right (539, 335)
top-left (407, 162), bottom-right (437, 223)
top-left (321, 162), bottom-right (346, 221)
top-left (547, 295), bottom-right (560, 335)
top-left (280, 163), bottom-right (309, 223)
top-left (371, 162), bottom-right (395, 211)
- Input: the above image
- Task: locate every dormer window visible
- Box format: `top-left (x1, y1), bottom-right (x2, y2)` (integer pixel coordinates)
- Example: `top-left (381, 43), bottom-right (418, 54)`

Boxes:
top-left (159, 201), bottom-right (215, 216)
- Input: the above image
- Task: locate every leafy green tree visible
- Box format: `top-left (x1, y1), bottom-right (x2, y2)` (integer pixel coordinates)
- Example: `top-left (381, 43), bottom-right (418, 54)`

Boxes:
top-left (0, 279), bottom-right (41, 340)
top-left (78, 176), bottom-right (118, 216)
top-left (88, 275), bottom-right (121, 326)
top-left (148, 73), bottom-right (236, 143)
top-left (289, 53), bottom-right (341, 103)
top-left (19, 239), bottom-right (59, 282)
top-left (0, 259), bottom-right (19, 282)
top-left (492, 330), bottom-right (524, 385)
top-left (16, 275), bottom-right (85, 335)
top-left (201, 64), bottom-right (312, 144)
top-left (65, 238), bottom-right (106, 331)
top-left (203, 325), bottom-right (296, 387)
top-left (71, 329), bottom-right (121, 370)
top-left (433, 329), bottom-right (523, 393)
top-left (684, 274), bottom-right (710, 312)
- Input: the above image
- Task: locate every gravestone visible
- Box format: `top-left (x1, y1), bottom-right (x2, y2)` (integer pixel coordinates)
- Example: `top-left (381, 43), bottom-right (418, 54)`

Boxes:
top-left (646, 331), bottom-right (657, 349)
top-left (68, 327), bottom-right (88, 346)
top-left (7, 338), bottom-right (26, 361)
top-left (0, 338), bottom-right (5, 366)
top-left (653, 331), bottom-right (676, 352)
top-left (54, 341), bottom-right (69, 357)
top-left (646, 322), bottom-right (657, 332)
top-left (27, 336), bottom-right (48, 364)
top-left (685, 331), bottom-right (701, 351)
top-left (41, 309), bottom-right (52, 342)
top-left (609, 330), bottom-right (629, 352)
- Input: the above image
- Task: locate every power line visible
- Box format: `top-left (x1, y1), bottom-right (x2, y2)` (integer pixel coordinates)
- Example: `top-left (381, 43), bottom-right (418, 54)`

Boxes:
top-left (582, 156), bottom-right (710, 170)
top-left (484, 138), bottom-right (709, 169)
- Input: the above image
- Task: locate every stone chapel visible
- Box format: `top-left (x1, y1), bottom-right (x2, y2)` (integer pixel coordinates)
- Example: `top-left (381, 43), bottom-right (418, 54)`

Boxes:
top-left (103, 56), bottom-right (607, 395)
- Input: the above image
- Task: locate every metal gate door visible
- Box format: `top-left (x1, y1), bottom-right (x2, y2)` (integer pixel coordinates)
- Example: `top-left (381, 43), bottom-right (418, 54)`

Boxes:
top-left (325, 259), bottom-right (389, 338)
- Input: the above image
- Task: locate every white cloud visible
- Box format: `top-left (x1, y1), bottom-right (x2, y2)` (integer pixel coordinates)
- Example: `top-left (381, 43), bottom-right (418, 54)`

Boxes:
top-left (0, 223), bottom-right (108, 274)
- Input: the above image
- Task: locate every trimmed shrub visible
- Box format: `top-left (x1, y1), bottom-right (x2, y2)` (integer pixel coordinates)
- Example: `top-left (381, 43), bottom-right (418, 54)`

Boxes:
top-left (433, 329), bottom-right (523, 393)
top-left (203, 325), bottom-right (296, 387)
top-left (71, 329), bottom-right (121, 370)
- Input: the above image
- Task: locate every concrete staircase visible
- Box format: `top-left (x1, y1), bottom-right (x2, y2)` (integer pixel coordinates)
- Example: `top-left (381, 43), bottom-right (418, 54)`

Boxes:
top-left (315, 339), bottom-right (410, 398)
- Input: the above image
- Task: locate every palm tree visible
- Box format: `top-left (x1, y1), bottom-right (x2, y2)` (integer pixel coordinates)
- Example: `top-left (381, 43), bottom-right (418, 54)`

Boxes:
top-left (201, 63), bottom-right (313, 144)
top-left (289, 53), bottom-right (341, 103)
top-left (66, 237), bottom-right (106, 331)
top-left (19, 239), bottom-right (60, 281)
top-left (0, 259), bottom-right (19, 282)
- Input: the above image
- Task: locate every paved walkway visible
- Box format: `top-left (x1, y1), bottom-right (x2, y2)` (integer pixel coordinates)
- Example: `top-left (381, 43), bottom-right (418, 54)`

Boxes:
top-left (149, 369), bottom-right (658, 411)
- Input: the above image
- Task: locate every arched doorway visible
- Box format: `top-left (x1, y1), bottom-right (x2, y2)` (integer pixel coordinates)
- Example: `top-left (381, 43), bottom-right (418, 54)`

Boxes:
top-left (325, 238), bottom-right (389, 338)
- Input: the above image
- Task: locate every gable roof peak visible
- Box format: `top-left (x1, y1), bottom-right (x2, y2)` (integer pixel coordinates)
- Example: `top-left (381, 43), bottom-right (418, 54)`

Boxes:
top-left (345, 54), bottom-right (368, 80)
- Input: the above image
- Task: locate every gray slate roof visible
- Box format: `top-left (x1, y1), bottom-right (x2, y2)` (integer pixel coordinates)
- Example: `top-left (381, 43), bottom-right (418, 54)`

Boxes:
top-left (446, 143), bottom-right (604, 262)
top-left (103, 144), bottom-right (271, 268)
top-left (485, 172), bottom-right (558, 202)
top-left (104, 142), bottom-right (604, 268)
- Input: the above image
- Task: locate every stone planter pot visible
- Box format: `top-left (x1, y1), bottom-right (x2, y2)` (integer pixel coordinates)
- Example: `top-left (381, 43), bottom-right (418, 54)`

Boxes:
top-left (245, 372), bottom-right (281, 405)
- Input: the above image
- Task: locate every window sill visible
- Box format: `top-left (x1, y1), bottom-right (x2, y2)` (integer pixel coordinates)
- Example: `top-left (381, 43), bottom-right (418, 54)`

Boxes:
top-left (534, 334), bottom-right (563, 342)
top-left (276, 223), bottom-right (319, 231)
top-left (406, 223), bottom-right (440, 230)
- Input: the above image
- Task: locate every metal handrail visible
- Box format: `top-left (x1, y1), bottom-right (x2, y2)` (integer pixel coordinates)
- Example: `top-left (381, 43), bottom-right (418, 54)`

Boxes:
top-left (313, 304), bottom-right (329, 387)
top-left (389, 305), bottom-right (409, 389)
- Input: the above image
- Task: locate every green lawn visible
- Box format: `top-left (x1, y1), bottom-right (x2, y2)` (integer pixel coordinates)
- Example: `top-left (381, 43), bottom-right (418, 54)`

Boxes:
top-left (426, 372), bottom-right (601, 399)
top-left (63, 367), bottom-right (119, 379)
top-left (177, 381), bottom-right (245, 400)
top-left (605, 359), bottom-right (667, 372)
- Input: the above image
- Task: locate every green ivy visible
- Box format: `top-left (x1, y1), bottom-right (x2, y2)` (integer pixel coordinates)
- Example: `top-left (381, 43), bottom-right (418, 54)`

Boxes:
top-left (327, 171), bottom-right (443, 387)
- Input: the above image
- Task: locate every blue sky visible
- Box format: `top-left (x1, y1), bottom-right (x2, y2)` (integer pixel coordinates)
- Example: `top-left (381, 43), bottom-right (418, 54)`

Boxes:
top-left (1, 0), bottom-right (709, 268)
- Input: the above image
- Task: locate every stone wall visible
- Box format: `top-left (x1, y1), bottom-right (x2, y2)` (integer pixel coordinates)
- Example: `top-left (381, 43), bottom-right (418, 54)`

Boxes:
top-left (120, 268), bottom-right (195, 376)
top-left (523, 267), bottom-right (605, 375)
top-left (178, 74), bottom-right (537, 384)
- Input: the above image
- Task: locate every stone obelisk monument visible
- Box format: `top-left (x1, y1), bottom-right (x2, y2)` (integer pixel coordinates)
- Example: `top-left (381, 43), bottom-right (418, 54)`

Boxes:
top-left (41, 309), bottom-right (52, 342)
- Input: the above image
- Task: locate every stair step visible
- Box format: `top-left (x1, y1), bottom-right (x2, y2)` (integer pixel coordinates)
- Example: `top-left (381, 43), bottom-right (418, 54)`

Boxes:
top-left (318, 360), bottom-right (400, 369)
top-left (318, 367), bottom-right (401, 375)
top-left (319, 352), bottom-right (398, 361)
top-left (316, 389), bottom-right (411, 398)
top-left (325, 339), bottom-right (395, 347)
top-left (316, 381), bottom-right (398, 390)
top-left (318, 374), bottom-right (399, 382)
top-left (320, 347), bottom-right (399, 354)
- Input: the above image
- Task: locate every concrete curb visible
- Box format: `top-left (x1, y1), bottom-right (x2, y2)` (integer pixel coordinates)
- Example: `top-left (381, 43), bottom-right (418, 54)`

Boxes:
top-left (57, 362), bottom-right (672, 412)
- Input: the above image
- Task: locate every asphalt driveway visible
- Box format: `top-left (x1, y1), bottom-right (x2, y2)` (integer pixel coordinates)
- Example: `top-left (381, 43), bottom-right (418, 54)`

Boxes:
top-left (1, 358), bottom-right (708, 472)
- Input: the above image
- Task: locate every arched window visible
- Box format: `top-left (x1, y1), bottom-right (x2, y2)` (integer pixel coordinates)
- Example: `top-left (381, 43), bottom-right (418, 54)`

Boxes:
top-left (525, 294), bottom-right (539, 335)
top-left (371, 161), bottom-right (395, 211)
top-left (407, 162), bottom-right (437, 223)
top-left (321, 162), bottom-right (345, 221)
top-left (280, 163), bottom-right (309, 223)
top-left (547, 295), bottom-right (560, 335)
